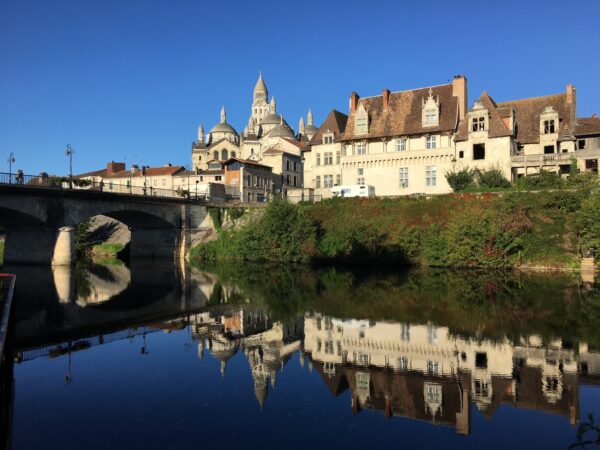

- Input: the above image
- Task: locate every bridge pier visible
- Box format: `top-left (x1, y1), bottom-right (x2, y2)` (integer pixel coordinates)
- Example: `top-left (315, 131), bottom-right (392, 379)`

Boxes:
top-left (51, 227), bottom-right (76, 266)
top-left (3, 227), bottom-right (58, 266)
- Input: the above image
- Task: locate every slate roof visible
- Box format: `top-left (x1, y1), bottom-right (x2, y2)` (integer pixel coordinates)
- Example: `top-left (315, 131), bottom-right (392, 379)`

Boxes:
top-left (341, 83), bottom-right (459, 141)
top-left (309, 109), bottom-right (348, 146)
top-left (576, 116), bottom-right (600, 136)
top-left (497, 93), bottom-right (575, 144)
top-left (223, 157), bottom-right (272, 170)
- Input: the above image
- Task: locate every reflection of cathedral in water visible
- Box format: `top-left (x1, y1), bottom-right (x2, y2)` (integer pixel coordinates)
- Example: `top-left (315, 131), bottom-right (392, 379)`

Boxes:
top-left (190, 309), bottom-right (303, 407)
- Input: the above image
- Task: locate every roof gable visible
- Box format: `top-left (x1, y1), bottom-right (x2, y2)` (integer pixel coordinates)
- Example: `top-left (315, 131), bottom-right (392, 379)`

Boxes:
top-left (309, 109), bottom-right (348, 146)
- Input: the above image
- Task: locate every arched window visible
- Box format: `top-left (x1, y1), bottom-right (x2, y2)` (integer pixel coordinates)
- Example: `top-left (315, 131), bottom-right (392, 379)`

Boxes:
top-left (231, 151), bottom-right (237, 158)
top-left (198, 155), bottom-right (202, 161)
top-left (221, 149), bottom-right (228, 160)
top-left (213, 151), bottom-right (219, 160)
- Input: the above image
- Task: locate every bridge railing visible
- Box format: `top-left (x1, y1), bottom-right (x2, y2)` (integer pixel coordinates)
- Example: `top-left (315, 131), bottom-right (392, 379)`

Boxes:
top-left (0, 172), bottom-right (207, 201)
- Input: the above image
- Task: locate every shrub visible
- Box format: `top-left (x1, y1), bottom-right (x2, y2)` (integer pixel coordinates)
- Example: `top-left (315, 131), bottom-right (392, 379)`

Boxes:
top-left (576, 194), bottom-right (600, 257)
top-left (446, 168), bottom-right (476, 192)
top-left (476, 167), bottom-right (511, 189)
top-left (515, 170), bottom-right (564, 190)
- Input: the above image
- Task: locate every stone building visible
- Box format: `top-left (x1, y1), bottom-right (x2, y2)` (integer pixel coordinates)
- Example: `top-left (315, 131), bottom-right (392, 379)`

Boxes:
top-left (191, 73), bottom-right (312, 197)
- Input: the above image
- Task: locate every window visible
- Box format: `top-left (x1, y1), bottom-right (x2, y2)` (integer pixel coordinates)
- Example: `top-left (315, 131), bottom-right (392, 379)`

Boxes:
top-left (427, 361), bottom-right (440, 375)
top-left (324, 152), bottom-right (333, 165)
top-left (425, 166), bottom-right (437, 187)
top-left (324, 175), bottom-right (334, 188)
top-left (213, 151), bottom-right (219, 160)
top-left (355, 105), bottom-right (369, 134)
top-left (544, 145), bottom-right (555, 154)
top-left (578, 139), bottom-right (587, 150)
top-left (246, 175), bottom-right (251, 186)
top-left (426, 135), bottom-right (437, 149)
top-left (544, 119), bottom-right (556, 134)
top-left (475, 352), bottom-right (488, 369)
top-left (336, 151), bottom-right (341, 164)
top-left (398, 357), bottom-right (408, 371)
top-left (247, 192), bottom-right (252, 202)
top-left (293, 162), bottom-right (298, 172)
top-left (545, 377), bottom-right (559, 392)
top-left (221, 149), bottom-right (228, 160)
top-left (357, 353), bottom-right (369, 366)
top-left (286, 160), bottom-right (291, 171)
top-left (395, 138), bottom-right (406, 151)
top-left (316, 153), bottom-right (321, 166)
top-left (424, 110), bottom-right (438, 125)
top-left (358, 177), bottom-right (365, 185)
top-left (323, 135), bottom-right (334, 144)
top-left (472, 116), bottom-right (486, 132)
top-left (231, 151), bottom-right (236, 158)
top-left (475, 380), bottom-right (489, 397)
top-left (293, 176), bottom-right (298, 187)
top-left (459, 150), bottom-right (464, 159)
top-left (336, 174), bottom-right (341, 186)
top-left (315, 176), bottom-right (321, 188)
top-left (215, 176), bottom-right (221, 181)
top-left (399, 167), bottom-right (409, 188)
top-left (473, 143), bottom-right (485, 160)
top-left (427, 325), bottom-right (438, 344)
top-left (356, 142), bottom-right (367, 155)
top-left (286, 174), bottom-right (291, 185)
top-left (400, 324), bottom-right (410, 341)
top-left (426, 384), bottom-right (441, 403)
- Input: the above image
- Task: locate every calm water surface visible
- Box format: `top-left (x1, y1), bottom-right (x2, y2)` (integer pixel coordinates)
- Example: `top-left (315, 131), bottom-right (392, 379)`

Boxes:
top-left (3, 262), bottom-right (600, 449)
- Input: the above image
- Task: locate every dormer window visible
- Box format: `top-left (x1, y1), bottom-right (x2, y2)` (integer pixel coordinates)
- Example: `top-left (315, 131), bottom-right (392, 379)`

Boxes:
top-left (422, 88), bottom-right (440, 127)
top-left (540, 106), bottom-right (559, 135)
top-left (472, 116), bottom-right (486, 132)
top-left (355, 104), bottom-right (369, 134)
top-left (544, 120), bottom-right (556, 134)
top-left (323, 131), bottom-right (334, 144)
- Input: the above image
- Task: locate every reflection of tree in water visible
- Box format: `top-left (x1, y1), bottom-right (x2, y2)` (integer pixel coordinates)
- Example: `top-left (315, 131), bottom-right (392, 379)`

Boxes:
top-left (570, 414), bottom-right (600, 449)
top-left (198, 263), bottom-right (600, 347)
top-left (75, 263), bottom-right (92, 299)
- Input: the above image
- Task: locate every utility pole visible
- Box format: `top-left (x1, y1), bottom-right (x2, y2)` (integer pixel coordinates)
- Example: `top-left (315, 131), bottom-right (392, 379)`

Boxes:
top-left (6, 152), bottom-right (15, 184)
top-left (65, 145), bottom-right (74, 189)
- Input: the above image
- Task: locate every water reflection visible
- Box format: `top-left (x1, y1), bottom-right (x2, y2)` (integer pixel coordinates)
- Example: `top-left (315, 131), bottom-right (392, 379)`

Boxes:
top-left (5, 262), bottom-right (600, 448)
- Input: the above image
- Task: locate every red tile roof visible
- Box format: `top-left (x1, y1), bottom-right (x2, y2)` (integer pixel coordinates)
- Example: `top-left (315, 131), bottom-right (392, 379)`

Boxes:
top-left (576, 116), bottom-right (600, 136)
top-left (105, 165), bottom-right (185, 178)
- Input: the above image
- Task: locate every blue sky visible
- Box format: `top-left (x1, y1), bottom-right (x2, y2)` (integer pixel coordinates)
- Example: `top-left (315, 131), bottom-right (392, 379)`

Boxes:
top-left (1, 0), bottom-right (599, 175)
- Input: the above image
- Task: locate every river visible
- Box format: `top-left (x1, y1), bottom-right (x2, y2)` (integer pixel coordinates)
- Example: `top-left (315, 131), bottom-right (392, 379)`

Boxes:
top-left (2, 261), bottom-right (600, 449)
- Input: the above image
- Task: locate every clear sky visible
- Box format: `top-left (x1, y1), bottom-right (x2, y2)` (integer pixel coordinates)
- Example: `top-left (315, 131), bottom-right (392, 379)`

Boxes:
top-left (1, 0), bottom-right (599, 175)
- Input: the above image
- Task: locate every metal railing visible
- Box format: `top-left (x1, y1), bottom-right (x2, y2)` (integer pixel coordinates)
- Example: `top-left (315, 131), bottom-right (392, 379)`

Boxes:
top-left (0, 172), bottom-right (208, 201)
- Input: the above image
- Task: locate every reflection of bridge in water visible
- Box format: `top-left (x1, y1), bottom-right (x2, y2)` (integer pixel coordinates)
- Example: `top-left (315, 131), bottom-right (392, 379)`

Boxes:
top-left (6, 265), bottom-right (600, 439)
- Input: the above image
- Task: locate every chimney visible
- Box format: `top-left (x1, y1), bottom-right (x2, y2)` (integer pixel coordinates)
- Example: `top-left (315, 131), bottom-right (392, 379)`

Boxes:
top-left (350, 91), bottom-right (360, 114)
top-left (107, 161), bottom-right (125, 176)
top-left (452, 75), bottom-right (468, 121)
top-left (382, 89), bottom-right (390, 111)
top-left (566, 84), bottom-right (576, 126)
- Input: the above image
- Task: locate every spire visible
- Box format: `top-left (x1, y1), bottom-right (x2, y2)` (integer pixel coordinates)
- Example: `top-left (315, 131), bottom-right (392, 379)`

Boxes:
top-left (253, 71), bottom-right (268, 100)
top-left (270, 96), bottom-right (276, 114)
top-left (307, 110), bottom-right (313, 126)
top-left (299, 117), bottom-right (305, 134)
top-left (220, 106), bottom-right (226, 123)
top-left (197, 124), bottom-right (204, 143)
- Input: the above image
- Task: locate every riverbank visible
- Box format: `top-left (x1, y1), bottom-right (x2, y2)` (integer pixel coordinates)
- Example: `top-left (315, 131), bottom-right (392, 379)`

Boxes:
top-left (191, 190), bottom-right (600, 271)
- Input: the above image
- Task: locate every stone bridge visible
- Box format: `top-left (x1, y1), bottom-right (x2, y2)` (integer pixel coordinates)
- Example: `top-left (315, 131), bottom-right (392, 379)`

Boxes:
top-left (0, 185), bottom-right (216, 265)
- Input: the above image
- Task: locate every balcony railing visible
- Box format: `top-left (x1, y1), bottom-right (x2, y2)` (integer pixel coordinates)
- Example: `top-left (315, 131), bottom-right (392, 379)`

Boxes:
top-left (511, 153), bottom-right (575, 165)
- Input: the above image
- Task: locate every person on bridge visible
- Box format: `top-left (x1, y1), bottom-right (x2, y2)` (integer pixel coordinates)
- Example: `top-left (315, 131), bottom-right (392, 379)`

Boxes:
top-left (15, 169), bottom-right (24, 184)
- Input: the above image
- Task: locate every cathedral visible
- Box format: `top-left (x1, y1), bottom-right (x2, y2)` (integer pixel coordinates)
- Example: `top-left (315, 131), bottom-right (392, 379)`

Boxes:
top-left (191, 73), bottom-right (317, 195)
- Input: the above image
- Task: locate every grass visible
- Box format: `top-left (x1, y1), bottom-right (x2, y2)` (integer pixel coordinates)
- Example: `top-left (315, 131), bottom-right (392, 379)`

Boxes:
top-left (91, 243), bottom-right (124, 261)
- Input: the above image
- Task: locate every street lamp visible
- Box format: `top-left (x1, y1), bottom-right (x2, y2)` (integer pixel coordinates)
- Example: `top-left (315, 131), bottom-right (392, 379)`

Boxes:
top-left (65, 145), bottom-right (74, 189)
top-left (6, 152), bottom-right (15, 184)
top-left (141, 165), bottom-right (149, 195)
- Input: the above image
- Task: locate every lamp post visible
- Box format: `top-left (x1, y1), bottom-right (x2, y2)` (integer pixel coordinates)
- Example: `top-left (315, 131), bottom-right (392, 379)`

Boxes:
top-left (195, 180), bottom-right (199, 200)
top-left (6, 152), bottom-right (15, 184)
top-left (65, 145), bottom-right (74, 189)
top-left (141, 165), bottom-right (149, 195)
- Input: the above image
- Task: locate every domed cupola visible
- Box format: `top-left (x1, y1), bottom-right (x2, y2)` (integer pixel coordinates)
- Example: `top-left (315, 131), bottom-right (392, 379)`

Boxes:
top-left (208, 106), bottom-right (239, 145)
top-left (268, 116), bottom-right (295, 139)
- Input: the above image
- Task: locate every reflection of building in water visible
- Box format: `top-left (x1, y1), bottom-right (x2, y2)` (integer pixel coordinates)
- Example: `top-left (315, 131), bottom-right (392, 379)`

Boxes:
top-left (192, 308), bottom-right (303, 406)
top-left (303, 313), bottom-right (596, 434)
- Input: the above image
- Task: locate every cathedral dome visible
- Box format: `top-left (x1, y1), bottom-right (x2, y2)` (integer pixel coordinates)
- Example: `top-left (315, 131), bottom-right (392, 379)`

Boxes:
top-left (262, 113), bottom-right (285, 126)
top-left (268, 123), bottom-right (295, 139)
top-left (304, 124), bottom-right (318, 136)
top-left (210, 121), bottom-right (238, 135)
top-left (208, 106), bottom-right (239, 144)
